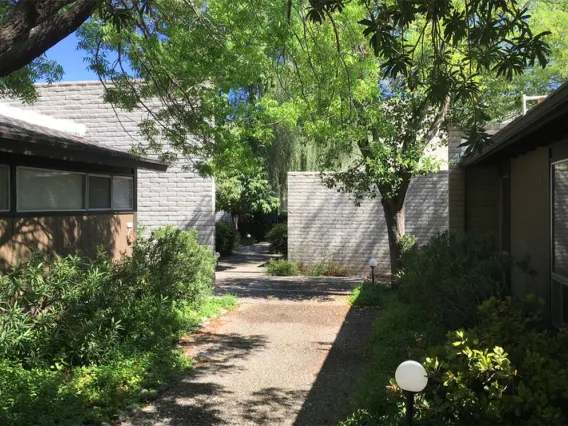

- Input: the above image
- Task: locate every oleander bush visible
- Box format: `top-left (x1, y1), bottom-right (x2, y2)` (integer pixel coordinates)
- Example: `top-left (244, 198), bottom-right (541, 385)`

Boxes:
top-left (397, 231), bottom-right (511, 328)
top-left (0, 226), bottom-right (227, 425)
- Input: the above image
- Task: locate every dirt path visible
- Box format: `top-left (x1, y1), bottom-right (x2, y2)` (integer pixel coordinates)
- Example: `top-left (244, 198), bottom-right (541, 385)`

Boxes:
top-left (127, 245), bottom-right (379, 426)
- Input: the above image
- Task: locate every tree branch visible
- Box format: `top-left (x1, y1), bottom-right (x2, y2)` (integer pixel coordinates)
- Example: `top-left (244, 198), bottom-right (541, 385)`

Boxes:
top-left (0, 0), bottom-right (100, 78)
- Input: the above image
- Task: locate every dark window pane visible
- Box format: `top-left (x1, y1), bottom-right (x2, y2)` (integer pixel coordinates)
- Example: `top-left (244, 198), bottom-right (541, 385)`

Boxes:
top-left (562, 284), bottom-right (568, 325)
top-left (553, 162), bottom-right (568, 276)
top-left (89, 176), bottom-right (111, 209)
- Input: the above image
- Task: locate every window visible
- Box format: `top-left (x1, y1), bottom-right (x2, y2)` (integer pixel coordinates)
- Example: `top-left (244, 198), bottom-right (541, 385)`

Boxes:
top-left (552, 160), bottom-right (568, 326)
top-left (89, 175), bottom-right (111, 209)
top-left (17, 167), bottom-right (85, 211)
top-left (112, 176), bottom-right (133, 210)
top-left (0, 165), bottom-right (8, 211)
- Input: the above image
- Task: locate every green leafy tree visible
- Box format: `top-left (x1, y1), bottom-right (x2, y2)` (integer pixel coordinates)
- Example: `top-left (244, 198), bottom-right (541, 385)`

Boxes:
top-left (216, 170), bottom-right (280, 230)
top-left (261, 1), bottom-right (552, 274)
top-left (305, 0), bottom-right (552, 152)
top-left (72, 0), bottom-right (552, 275)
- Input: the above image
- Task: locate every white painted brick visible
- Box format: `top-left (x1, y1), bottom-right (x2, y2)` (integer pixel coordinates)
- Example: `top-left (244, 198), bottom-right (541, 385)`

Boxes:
top-left (287, 172), bottom-right (449, 274)
top-left (8, 81), bottom-right (215, 247)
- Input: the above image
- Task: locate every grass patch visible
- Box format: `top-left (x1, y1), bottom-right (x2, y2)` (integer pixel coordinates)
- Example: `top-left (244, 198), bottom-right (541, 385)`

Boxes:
top-left (348, 282), bottom-right (389, 306)
top-left (194, 294), bottom-right (238, 319)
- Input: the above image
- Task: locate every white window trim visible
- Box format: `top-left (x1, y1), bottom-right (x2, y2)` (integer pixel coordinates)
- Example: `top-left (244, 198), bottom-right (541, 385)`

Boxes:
top-left (112, 175), bottom-right (134, 211)
top-left (0, 164), bottom-right (9, 212)
top-left (88, 173), bottom-right (113, 211)
top-left (17, 166), bottom-right (87, 212)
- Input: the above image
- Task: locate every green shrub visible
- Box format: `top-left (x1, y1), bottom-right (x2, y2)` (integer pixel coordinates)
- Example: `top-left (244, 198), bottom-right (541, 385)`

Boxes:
top-left (382, 296), bottom-right (568, 425)
top-left (398, 233), bottom-right (417, 266)
top-left (215, 221), bottom-right (238, 256)
top-left (397, 231), bottom-right (511, 328)
top-left (266, 223), bottom-right (287, 255)
top-left (0, 226), bottom-right (215, 367)
top-left (0, 227), bottom-right (231, 425)
top-left (301, 259), bottom-right (349, 277)
top-left (264, 259), bottom-right (299, 276)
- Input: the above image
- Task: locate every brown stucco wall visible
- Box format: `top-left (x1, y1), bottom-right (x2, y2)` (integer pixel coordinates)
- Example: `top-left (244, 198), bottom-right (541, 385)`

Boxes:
top-left (0, 214), bottom-right (133, 268)
top-left (510, 147), bottom-right (550, 311)
top-left (465, 165), bottom-right (501, 235)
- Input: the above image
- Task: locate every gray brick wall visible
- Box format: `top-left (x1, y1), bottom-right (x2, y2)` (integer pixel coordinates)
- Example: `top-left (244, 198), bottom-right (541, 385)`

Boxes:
top-left (4, 81), bottom-right (214, 246)
top-left (288, 172), bottom-right (449, 274)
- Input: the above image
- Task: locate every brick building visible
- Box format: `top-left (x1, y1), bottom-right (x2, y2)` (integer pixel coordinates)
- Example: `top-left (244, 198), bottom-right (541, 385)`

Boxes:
top-left (2, 81), bottom-right (215, 248)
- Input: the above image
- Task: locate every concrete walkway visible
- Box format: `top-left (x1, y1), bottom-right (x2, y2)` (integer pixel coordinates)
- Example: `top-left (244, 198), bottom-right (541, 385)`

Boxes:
top-left (127, 244), bottom-right (379, 426)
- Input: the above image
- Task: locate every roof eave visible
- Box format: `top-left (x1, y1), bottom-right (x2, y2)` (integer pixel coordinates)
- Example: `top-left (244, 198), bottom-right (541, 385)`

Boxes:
top-left (0, 137), bottom-right (168, 171)
top-left (463, 83), bottom-right (568, 167)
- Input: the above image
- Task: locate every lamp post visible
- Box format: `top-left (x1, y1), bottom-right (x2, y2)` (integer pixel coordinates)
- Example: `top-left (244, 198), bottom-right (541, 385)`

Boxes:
top-left (395, 360), bottom-right (428, 425)
top-left (368, 258), bottom-right (377, 284)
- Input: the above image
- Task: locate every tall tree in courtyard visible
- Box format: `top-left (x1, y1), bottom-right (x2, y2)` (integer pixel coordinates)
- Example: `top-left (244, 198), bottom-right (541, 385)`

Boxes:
top-left (263, 1), bottom-right (551, 274)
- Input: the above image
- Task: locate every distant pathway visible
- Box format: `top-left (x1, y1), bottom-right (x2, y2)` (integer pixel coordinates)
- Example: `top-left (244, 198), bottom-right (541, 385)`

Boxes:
top-left (127, 244), bottom-right (379, 425)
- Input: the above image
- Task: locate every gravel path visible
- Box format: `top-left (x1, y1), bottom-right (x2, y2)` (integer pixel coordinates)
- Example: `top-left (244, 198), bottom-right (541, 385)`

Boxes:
top-left (126, 244), bottom-right (379, 426)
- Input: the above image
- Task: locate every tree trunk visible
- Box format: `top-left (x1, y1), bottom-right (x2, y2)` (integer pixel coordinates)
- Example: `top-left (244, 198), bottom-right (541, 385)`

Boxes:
top-left (381, 198), bottom-right (405, 277)
top-left (231, 213), bottom-right (239, 231)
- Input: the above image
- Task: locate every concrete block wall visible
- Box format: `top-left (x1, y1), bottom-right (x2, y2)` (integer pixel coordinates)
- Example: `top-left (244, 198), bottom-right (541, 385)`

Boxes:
top-left (4, 81), bottom-right (214, 246)
top-left (287, 172), bottom-right (449, 274)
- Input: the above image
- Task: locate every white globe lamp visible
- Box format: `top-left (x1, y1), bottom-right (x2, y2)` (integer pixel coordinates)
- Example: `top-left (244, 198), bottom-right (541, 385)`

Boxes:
top-left (395, 360), bottom-right (428, 424)
top-left (368, 258), bottom-right (377, 283)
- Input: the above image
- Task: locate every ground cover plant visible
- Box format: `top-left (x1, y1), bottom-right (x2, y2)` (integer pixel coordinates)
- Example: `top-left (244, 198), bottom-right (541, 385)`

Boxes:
top-left (264, 258), bottom-right (299, 276)
top-left (348, 282), bottom-right (388, 307)
top-left (0, 226), bottom-right (236, 425)
top-left (343, 232), bottom-right (568, 425)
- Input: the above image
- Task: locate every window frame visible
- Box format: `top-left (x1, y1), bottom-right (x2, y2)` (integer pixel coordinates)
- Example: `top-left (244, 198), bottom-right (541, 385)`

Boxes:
top-left (16, 166), bottom-right (87, 213)
top-left (551, 157), bottom-right (568, 326)
top-left (87, 173), bottom-right (113, 211)
top-left (0, 164), bottom-right (9, 212)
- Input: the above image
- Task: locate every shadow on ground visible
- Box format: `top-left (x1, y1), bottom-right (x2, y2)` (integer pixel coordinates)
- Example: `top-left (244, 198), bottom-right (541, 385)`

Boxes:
top-left (292, 305), bottom-right (380, 425)
top-left (130, 332), bottom-right (269, 426)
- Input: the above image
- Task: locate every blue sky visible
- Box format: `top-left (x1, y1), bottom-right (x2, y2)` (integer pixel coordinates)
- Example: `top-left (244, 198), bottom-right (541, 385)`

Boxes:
top-left (43, 32), bottom-right (99, 82)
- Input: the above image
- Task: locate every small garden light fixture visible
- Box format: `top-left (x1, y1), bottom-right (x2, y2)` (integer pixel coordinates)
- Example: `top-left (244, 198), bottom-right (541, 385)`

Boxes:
top-left (395, 360), bottom-right (428, 425)
top-left (368, 258), bottom-right (377, 283)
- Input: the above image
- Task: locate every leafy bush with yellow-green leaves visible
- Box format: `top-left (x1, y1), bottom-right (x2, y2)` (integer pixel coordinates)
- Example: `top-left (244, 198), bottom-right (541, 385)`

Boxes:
top-left (382, 296), bottom-right (568, 425)
top-left (343, 232), bottom-right (568, 426)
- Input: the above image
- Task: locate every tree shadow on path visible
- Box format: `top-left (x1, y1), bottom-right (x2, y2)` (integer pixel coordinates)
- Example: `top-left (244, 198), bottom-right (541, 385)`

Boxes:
top-left (293, 305), bottom-right (380, 425)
